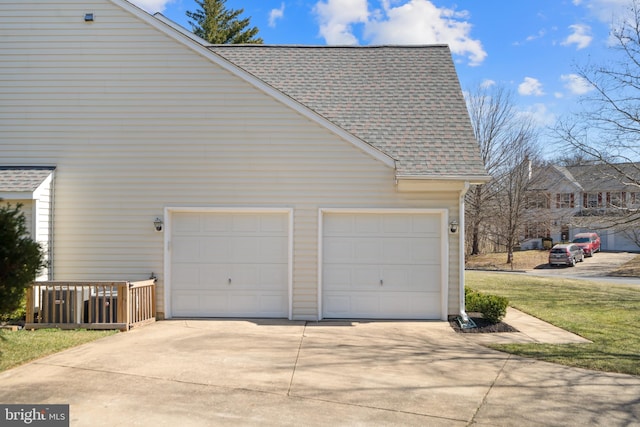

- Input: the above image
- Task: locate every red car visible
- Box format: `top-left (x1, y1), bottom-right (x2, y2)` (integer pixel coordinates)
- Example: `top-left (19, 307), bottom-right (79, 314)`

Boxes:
top-left (572, 232), bottom-right (601, 257)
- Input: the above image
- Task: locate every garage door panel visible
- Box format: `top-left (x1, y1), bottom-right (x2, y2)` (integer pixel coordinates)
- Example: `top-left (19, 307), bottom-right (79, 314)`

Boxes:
top-left (259, 214), bottom-right (288, 233)
top-left (324, 264), bottom-right (439, 292)
top-left (227, 264), bottom-right (286, 288)
top-left (172, 237), bottom-right (201, 262)
top-left (174, 213), bottom-right (201, 233)
top-left (202, 215), bottom-right (231, 233)
top-left (228, 294), bottom-right (259, 314)
top-left (351, 294), bottom-right (379, 316)
top-left (172, 264), bottom-right (200, 287)
top-left (257, 294), bottom-right (288, 314)
top-left (322, 212), bottom-right (442, 319)
top-left (172, 292), bottom-right (229, 317)
top-left (381, 215), bottom-right (412, 233)
top-left (323, 238), bottom-right (353, 262)
top-left (408, 238), bottom-right (440, 263)
top-left (201, 236), bottom-right (231, 261)
top-left (256, 237), bottom-right (288, 263)
top-left (323, 267), bottom-right (351, 289)
top-left (171, 211), bottom-right (289, 318)
top-left (408, 215), bottom-right (441, 234)
top-left (323, 291), bottom-right (440, 319)
top-left (354, 240), bottom-right (384, 263)
top-left (325, 236), bottom-right (438, 264)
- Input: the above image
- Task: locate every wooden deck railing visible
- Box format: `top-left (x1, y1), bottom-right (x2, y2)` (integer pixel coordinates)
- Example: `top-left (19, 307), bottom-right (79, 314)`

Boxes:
top-left (25, 279), bottom-right (156, 331)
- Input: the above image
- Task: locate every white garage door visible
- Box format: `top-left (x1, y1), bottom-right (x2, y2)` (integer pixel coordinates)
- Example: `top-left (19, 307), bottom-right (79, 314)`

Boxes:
top-left (322, 212), bottom-right (443, 319)
top-left (170, 211), bottom-right (289, 318)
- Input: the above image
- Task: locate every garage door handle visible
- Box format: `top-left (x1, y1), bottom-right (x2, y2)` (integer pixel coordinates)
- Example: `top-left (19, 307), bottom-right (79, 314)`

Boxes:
top-left (228, 278), bottom-right (232, 285)
top-left (380, 279), bottom-right (383, 286)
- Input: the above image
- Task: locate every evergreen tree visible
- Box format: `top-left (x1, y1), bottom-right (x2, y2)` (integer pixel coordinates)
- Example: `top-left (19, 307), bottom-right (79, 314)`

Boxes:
top-left (187, 0), bottom-right (263, 44)
top-left (0, 203), bottom-right (46, 315)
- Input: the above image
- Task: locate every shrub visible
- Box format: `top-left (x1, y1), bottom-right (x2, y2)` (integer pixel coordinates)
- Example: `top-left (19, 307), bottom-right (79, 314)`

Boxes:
top-left (0, 294), bottom-right (26, 323)
top-left (0, 202), bottom-right (47, 316)
top-left (465, 287), bottom-right (508, 324)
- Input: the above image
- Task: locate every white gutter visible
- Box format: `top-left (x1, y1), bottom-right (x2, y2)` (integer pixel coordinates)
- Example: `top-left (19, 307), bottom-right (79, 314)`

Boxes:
top-left (397, 174), bottom-right (491, 184)
top-left (458, 181), bottom-right (471, 323)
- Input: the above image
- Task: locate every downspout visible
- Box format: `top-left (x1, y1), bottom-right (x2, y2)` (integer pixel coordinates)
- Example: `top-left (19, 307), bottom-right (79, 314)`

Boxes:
top-left (458, 181), bottom-right (476, 328)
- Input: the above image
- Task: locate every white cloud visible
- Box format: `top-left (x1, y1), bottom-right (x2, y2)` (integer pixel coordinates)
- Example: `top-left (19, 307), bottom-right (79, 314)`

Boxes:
top-left (561, 24), bottom-right (592, 49)
top-left (130, 0), bottom-right (173, 14)
top-left (312, 0), bottom-right (486, 65)
top-left (525, 29), bottom-right (546, 42)
top-left (480, 79), bottom-right (496, 89)
top-left (365, 0), bottom-right (486, 65)
top-left (518, 77), bottom-right (544, 96)
top-left (582, 0), bottom-right (630, 22)
top-left (313, 0), bottom-right (369, 45)
top-left (269, 3), bottom-right (286, 28)
top-left (561, 73), bottom-right (594, 95)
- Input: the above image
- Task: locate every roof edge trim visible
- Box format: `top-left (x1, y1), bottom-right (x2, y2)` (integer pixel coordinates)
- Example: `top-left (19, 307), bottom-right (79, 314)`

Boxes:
top-left (397, 174), bottom-right (491, 183)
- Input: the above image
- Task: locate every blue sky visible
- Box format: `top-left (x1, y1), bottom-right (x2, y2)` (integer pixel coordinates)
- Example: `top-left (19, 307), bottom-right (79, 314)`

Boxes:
top-left (130, 0), bottom-right (632, 152)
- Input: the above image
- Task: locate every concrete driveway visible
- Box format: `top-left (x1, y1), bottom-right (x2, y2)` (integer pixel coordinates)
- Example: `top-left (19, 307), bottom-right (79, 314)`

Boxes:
top-left (1, 318), bottom-right (639, 426)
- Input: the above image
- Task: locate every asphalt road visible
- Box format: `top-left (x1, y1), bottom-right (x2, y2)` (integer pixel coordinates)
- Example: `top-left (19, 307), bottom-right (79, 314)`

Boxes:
top-left (491, 251), bottom-right (640, 287)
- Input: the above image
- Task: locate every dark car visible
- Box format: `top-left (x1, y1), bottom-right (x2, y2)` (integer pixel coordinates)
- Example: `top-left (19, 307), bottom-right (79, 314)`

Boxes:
top-left (549, 244), bottom-right (584, 267)
top-left (572, 232), bottom-right (601, 257)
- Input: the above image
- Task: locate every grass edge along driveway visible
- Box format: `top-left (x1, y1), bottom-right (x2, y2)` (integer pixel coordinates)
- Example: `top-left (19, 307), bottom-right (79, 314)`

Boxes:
top-left (466, 271), bottom-right (640, 376)
top-left (0, 329), bottom-right (117, 372)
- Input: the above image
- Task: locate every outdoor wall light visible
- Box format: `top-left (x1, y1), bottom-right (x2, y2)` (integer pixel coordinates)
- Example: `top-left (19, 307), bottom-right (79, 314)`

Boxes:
top-left (449, 220), bottom-right (459, 234)
top-left (153, 217), bottom-right (163, 232)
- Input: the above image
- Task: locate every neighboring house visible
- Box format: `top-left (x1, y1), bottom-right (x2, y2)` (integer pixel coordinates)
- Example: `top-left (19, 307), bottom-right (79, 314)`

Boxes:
top-left (523, 163), bottom-right (640, 252)
top-left (0, 0), bottom-right (489, 321)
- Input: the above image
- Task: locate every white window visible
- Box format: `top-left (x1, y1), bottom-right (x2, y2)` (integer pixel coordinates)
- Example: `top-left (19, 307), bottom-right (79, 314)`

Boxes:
top-left (608, 192), bottom-right (627, 208)
top-left (556, 193), bottom-right (574, 208)
top-left (585, 193), bottom-right (599, 208)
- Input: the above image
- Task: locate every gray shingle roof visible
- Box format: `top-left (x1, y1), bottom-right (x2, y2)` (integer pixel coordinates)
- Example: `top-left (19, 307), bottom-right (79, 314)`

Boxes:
top-left (528, 163), bottom-right (640, 192)
top-left (0, 167), bottom-right (55, 192)
top-left (209, 45), bottom-right (488, 179)
top-left (566, 163), bottom-right (640, 192)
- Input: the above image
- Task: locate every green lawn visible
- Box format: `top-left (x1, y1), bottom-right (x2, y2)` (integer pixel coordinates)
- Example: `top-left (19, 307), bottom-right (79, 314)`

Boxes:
top-left (466, 271), bottom-right (640, 376)
top-left (0, 329), bottom-right (117, 372)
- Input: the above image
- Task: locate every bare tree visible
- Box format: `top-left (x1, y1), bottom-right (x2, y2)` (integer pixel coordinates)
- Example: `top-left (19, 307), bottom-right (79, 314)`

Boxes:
top-left (465, 83), bottom-right (539, 261)
top-left (553, 0), bottom-right (640, 230)
top-left (490, 145), bottom-right (540, 264)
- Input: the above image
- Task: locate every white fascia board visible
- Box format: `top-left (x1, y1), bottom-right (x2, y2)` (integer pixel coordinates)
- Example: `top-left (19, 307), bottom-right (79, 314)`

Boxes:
top-left (397, 174), bottom-right (491, 183)
top-left (111, 1), bottom-right (396, 170)
top-left (152, 13), bottom-right (210, 46)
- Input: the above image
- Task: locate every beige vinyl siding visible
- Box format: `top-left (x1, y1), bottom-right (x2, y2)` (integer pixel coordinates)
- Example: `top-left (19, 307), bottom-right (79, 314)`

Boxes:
top-left (0, 0), bottom-right (462, 319)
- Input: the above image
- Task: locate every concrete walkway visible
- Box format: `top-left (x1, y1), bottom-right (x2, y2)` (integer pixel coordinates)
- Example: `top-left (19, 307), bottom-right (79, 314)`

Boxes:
top-left (0, 315), bottom-right (638, 426)
top-left (463, 307), bottom-right (592, 345)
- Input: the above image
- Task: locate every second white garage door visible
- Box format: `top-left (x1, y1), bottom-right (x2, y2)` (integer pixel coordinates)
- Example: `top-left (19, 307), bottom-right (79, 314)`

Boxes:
top-left (322, 211), bottom-right (444, 319)
top-left (170, 210), bottom-right (290, 318)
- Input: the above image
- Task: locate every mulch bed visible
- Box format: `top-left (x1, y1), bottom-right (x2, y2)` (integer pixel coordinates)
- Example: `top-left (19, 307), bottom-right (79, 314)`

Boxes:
top-left (449, 313), bottom-right (519, 334)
